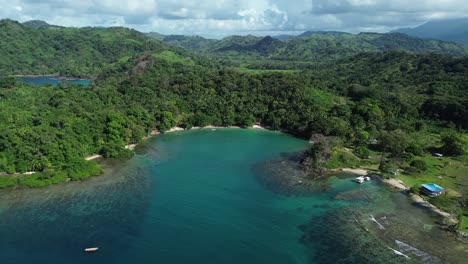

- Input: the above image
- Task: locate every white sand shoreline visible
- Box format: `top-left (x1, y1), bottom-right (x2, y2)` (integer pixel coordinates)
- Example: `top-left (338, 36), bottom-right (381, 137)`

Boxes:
top-left (85, 154), bottom-right (102, 161)
top-left (84, 124), bottom-right (267, 161)
top-left (330, 168), bottom-right (368, 176)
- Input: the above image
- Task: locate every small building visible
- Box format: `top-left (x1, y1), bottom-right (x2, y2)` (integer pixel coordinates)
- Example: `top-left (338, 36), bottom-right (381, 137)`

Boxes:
top-left (432, 153), bottom-right (443, 158)
top-left (420, 183), bottom-right (444, 197)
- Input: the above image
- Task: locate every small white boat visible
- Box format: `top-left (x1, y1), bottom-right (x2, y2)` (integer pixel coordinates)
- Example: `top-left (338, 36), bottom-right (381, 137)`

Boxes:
top-left (355, 176), bottom-right (365, 184)
top-left (84, 247), bottom-right (99, 253)
top-left (365, 176), bottom-right (371, 181)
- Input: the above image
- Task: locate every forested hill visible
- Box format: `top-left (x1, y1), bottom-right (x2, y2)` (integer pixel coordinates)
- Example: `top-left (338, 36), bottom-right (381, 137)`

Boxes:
top-left (98, 50), bottom-right (468, 131)
top-left (310, 50), bottom-right (468, 129)
top-left (1, 48), bottom-right (467, 187)
top-left (2, 17), bottom-right (466, 78)
top-left (148, 31), bottom-right (468, 61)
top-left (0, 19), bottom-right (166, 77)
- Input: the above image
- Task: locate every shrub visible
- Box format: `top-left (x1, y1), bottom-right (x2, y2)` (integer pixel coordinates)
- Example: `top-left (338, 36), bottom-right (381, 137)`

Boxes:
top-left (66, 160), bottom-right (102, 181)
top-left (410, 159), bottom-right (427, 172)
top-left (18, 171), bottom-right (68, 187)
top-left (402, 152), bottom-right (415, 162)
top-left (441, 132), bottom-right (466, 156)
top-left (410, 185), bottom-right (420, 194)
top-left (355, 146), bottom-right (370, 159)
top-left (0, 176), bottom-right (17, 188)
top-left (325, 150), bottom-right (361, 169)
top-left (407, 143), bottom-right (424, 156)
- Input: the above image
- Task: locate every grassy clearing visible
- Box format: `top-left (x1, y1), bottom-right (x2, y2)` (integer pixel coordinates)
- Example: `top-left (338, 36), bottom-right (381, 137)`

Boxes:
top-left (346, 142), bottom-right (467, 231)
top-left (394, 154), bottom-right (467, 231)
top-left (152, 51), bottom-right (195, 65)
top-left (459, 216), bottom-right (468, 232)
top-left (0, 176), bottom-right (17, 188)
top-left (325, 149), bottom-right (361, 169)
top-left (397, 155), bottom-right (466, 193)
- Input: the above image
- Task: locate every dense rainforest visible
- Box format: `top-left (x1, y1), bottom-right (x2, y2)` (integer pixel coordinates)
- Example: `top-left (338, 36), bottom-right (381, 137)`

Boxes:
top-left (1, 48), bottom-right (467, 187)
top-left (148, 31), bottom-right (468, 70)
top-left (0, 19), bottom-right (165, 77)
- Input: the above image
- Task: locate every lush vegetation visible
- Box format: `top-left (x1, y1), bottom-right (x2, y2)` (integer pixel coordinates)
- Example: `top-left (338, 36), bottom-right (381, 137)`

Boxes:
top-left (0, 19), bottom-right (165, 77)
top-left (148, 31), bottom-right (468, 71)
top-left (2, 49), bottom-right (466, 188)
top-left (0, 21), bottom-right (466, 230)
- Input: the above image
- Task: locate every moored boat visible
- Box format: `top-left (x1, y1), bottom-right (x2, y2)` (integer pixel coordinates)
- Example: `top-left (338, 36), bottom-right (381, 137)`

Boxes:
top-left (355, 176), bottom-right (365, 184)
top-left (84, 247), bottom-right (99, 253)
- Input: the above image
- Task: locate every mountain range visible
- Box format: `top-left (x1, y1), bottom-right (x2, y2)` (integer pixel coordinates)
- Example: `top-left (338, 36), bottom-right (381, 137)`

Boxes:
top-left (147, 31), bottom-right (468, 62)
top-left (393, 17), bottom-right (468, 45)
top-left (0, 18), bottom-right (467, 77)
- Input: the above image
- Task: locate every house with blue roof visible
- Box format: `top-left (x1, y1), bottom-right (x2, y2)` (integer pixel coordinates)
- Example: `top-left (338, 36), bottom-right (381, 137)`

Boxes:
top-left (420, 183), bottom-right (444, 197)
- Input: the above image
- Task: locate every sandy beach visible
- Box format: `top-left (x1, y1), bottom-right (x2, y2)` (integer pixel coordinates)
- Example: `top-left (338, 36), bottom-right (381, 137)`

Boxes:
top-left (330, 167), bottom-right (369, 175)
top-left (85, 154), bottom-right (102, 161)
top-left (383, 178), bottom-right (409, 191)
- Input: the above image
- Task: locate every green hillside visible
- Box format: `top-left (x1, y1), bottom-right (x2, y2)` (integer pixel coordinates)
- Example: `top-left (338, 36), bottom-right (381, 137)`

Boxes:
top-left (0, 20), bottom-right (466, 215)
top-left (148, 31), bottom-right (468, 64)
top-left (0, 19), bottom-right (166, 77)
top-left (1, 49), bottom-right (466, 187)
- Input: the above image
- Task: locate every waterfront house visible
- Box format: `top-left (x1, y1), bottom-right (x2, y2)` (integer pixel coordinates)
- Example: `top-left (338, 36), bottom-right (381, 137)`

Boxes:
top-left (420, 183), bottom-right (444, 197)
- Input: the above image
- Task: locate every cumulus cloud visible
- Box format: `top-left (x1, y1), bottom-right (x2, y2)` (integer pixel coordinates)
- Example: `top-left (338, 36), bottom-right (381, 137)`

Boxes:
top-left (0, 0), bottom-right (467, 37)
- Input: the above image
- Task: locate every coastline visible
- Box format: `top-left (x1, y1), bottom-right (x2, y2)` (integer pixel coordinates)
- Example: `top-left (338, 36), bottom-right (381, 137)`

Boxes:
top-left (383, 178), bottom-right (458, 226)
top-left (84, 125), bottom-right (266, 161)
top-left (329, 168), bottom-right (368, 176)
top-left (19, 126), bottom-right (464, 235)
top-left (336, 167), bottom-right (460, 227)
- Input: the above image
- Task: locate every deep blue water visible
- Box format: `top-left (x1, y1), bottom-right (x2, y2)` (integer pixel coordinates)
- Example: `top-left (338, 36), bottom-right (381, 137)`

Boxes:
top-left (0, 129), bottom-right (466, 264)
top-left (20, 76), bottom-right (90, 86)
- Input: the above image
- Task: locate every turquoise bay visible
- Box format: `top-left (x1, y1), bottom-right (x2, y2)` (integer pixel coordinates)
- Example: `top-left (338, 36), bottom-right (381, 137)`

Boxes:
top-left (0, 129), bottom-right (466, 264)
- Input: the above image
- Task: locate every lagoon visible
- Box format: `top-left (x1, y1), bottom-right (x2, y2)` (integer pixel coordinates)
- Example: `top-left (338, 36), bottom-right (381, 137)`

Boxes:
top-left (0, 129), bottom-right (466, 264)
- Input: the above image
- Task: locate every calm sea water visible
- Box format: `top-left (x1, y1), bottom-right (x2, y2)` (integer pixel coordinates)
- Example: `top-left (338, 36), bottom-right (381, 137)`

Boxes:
top-left (20, 76), bottom-right (90, 86)
top-left (0, 129), bottom-right (466, 264)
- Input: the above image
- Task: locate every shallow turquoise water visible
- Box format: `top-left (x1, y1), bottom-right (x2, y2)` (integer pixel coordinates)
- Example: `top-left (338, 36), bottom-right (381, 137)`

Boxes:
top-left (0, 129), bottom-right (466, 263)
top-left (20, 76), bottom-right (90, 86)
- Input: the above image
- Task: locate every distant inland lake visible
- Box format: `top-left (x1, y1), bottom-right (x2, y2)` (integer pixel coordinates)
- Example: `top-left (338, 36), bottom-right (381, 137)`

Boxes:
top-left (0, 129), bottom-right (466, 264)
top-left (19, 76), bottom-right (91, 86)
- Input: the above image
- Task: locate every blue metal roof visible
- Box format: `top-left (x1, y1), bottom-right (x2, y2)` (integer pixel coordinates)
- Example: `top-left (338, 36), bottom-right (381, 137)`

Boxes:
top-left (421, 183), bottom-right (444, 192)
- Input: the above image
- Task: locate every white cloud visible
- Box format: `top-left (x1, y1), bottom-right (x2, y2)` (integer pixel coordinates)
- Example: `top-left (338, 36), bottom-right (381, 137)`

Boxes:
top-left (0, 0), bottom-right (467, 37)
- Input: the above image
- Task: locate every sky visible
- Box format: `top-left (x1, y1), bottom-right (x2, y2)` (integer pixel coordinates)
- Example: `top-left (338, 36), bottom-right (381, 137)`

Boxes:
top-left (1, 0), bottom-right (468, 38)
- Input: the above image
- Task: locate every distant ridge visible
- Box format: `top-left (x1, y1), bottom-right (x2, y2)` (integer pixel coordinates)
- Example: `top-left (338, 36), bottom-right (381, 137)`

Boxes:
top-left (271, 34), bottom-right (295, 41)
top-left (298, 31), bottom-right (350, 38)
top-left (393, 17), bottom-right (468, 45)
top-left (146, 30), bottom-right (468, 61)
top-left (23, 20), bottom-right (62, 29)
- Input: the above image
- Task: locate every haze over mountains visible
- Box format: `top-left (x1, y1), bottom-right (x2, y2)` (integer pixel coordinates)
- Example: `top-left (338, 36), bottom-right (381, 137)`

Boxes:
top-left (146, 31), bottom-right (468, 62)
top-left (145, 17), bottom-right (468, 63)
top-left (0, 18), bottom-right (467, 78)
top-left (393, 17), bottom-right (468, 45)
